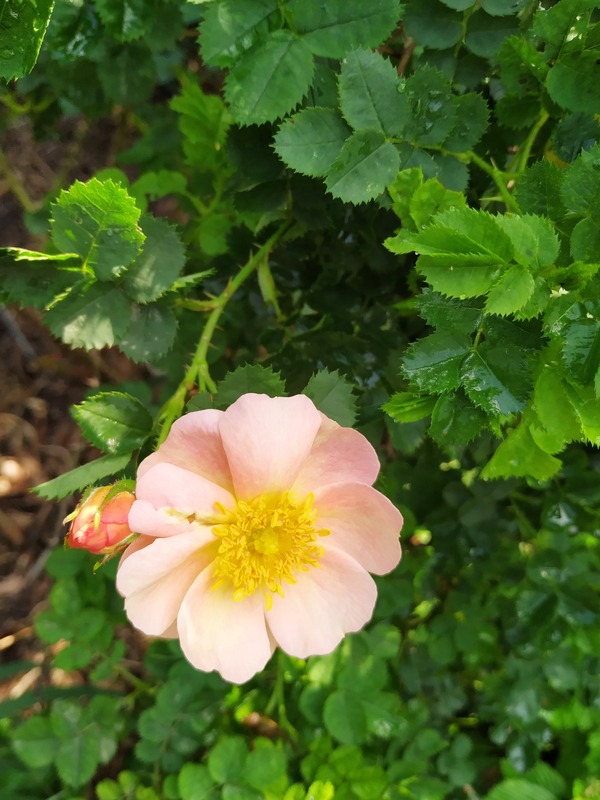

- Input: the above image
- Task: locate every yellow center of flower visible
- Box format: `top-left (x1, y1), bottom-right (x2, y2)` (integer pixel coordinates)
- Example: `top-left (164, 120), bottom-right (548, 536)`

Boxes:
top-left (211, 492), bottom-right (329, 608)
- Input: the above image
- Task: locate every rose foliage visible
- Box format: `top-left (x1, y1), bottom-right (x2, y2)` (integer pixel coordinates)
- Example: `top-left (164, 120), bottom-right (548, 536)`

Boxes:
top-left (1, 1), bottom-right (600, 799)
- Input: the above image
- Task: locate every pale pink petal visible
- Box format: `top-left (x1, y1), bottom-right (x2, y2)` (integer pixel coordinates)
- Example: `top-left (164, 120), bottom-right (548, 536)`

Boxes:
top-left (291, 415), bottom-right (380, 497)
top-left (136, 463), bottom-right (234, 521)
top-left (178, 566), bottom-right (274, 683)
top-left (138, 409), bottom-right (233, 492)
top-left (120, 534), bottom-right (154, 564)
top-left (129, 500), bottom-right (198, 538)
top-left (314, 482), bottom-right (402, 574)
top-left (117, 530), bottom-right (215, 637)
top-left (266, 546), bottom-right (377, 658)
top-left (219, 394), bottom-right (321, 499)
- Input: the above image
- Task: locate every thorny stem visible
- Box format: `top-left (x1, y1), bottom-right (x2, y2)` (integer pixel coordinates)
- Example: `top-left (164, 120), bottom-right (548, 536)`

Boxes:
top-left (155, 219), bottom-right (294, 444)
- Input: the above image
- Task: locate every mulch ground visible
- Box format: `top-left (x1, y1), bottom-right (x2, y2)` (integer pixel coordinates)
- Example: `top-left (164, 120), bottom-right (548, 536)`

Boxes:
top-left (0, 114), bottom-right (142, 682)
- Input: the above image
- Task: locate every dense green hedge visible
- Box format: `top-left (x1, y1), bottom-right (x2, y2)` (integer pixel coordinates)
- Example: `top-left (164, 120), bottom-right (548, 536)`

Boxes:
top-left (1, 1), bottom-right (599, 798)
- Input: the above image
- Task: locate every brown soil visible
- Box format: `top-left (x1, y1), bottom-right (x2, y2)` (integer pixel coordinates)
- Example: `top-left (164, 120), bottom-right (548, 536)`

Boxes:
top-left (0, 114), bottom-right (142, 669)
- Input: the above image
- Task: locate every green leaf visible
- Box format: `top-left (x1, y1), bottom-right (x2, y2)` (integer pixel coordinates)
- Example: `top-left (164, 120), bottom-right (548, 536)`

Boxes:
top-left (45, 283), bottom-right (132, 349)
top-left (564, 383), bottom-right (600, 445)
top-left (388, 167), bottom-right (424, 226)
top-left (72, 392), bottom-right (153, 455)
top-left (216, 364), bottom-right (286, 406)
top-left (440, 0), bottom-right (473, 7)
top-left (485, 778), bottom-right (557, 800)
top-left (338, 49), bottom-right (408, 136)
top-left (199, 0), bottom-right (278, 68)
top-left (562, 317), bottom-right (600, 386)
top-left (207, 737), bottom-right (248, 784)
top-left (119, 302), bottom-right (178, 363)
top-left (55, 728), bottom-right (101, 788)
top-left (325, 130), bottom-right (400, 204)
top-left (430, 390), bottom-right (487, 451)
top-left (290, 0), bottom-right (402, 59)
top-left (0, 252), bottom-right (79, 309)
top-left (122, 216), bottom-right (186, 303)
top-left (465, 10), bottom-right (519, 58)
top-left (484, 266), bottom-right (535, 316)
top-left (571, 218), bottom-right (600, 262)
top-left (244, 740), bottom-right (287, 791)
top-left (403, 333), bottom-right (471, 393)
top-left (560, 144), bottom-right (600, 219)
top-left (179, 764), bottom-right (215, 800)
top-left (130, 170), bottom-right (188, 206)
top-left (409, 178), bottom-right (466, 230)
top-left (495, 214), bottom-right (559, 269)
top-left (443, 93), bottom-right (489, 151)
top-left (303, 369), bottom-right (357, 426)
top-left (404, 0), bottom-right (463, 49)
top-left (404, 67), bottom-right (457, 146)
top-left (12, 716), bottom-right (58, 768)
top-left (0, 0), bottom-right (54, 80)
top-left (525, 763), bottom-right (567, 798)
top-left (198, 212), bottom-right (233, 256)
top-left (323, 690), bottom-right (368, 745)
top-left (461, 342), bottom-right (531, 416)
top-left (383, 392), bottom-right (436, 423)
top-left (389, 208), bottom-right (513, 298)
top-left (224, 30), bottom-right (314, 125)
top-left (305, 783), bottom-right (335, 800)
top-left (432, 154), bottom-right (470, 192)
top-left (33, 453), bottom-right (132, 501)
top-left (273, 108), bottom-right (351, 178)
top-left (171, 78), bottom-right (232, 168)
top-left (418, 291), bottom-right (483, 336)
top-left (482, 422), bottom-right (562, 481)
top-left (481, 0), bottom-right (528, 14)
top-left (51, 179), bottom-right (144, 281)
top-left (551, 112), bottom-right (600, 163)
top-left (532, 0), bottom-right (595, 59)
top-left (95, 0), bottom-right (148, 41)
top-left (532, 365), bottom-right (582, 451)
top-left (515, 161), bottom-right (566, 221)
top-left (547, 53), bottom-right (600, 115)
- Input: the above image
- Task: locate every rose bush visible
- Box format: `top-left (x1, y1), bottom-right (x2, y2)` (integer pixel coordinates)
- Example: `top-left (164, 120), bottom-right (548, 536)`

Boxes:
top-left (116, 393), bottom-right (403, 683)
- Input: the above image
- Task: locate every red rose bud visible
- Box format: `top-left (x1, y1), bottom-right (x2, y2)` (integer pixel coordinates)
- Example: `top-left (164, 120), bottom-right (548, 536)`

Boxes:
top-left (65, 485), bottom-right (135, 555)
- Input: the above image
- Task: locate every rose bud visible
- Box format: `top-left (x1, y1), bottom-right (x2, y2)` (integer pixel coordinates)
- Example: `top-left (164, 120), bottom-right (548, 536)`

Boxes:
top-left (65, 485), bottom-right (136, 555)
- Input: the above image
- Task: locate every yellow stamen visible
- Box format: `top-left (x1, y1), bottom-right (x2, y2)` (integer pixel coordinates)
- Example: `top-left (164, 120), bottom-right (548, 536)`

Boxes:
top-left (210, 492), bottom-right (329, 605)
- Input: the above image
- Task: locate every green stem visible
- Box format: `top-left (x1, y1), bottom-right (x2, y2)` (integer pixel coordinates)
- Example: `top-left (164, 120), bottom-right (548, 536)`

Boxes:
top-left (155, 219), bottom-right (293, 444)
top-left (511, 110), bottom-right (550, 175)
top-left (265, 650), bottom-right (298, 741)
top-left (114, 664), bottom-right (154, 695)
top-left (464, 150), bottom-right (521, 214)
top-left (176, 298), bottom-right (217, 312)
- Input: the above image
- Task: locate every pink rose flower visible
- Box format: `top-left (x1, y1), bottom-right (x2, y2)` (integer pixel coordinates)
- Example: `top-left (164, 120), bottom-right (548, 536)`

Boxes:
top-left (65, 485), bottom-right (135, 555)
top-left (117, 393), bottom-right (402, 683)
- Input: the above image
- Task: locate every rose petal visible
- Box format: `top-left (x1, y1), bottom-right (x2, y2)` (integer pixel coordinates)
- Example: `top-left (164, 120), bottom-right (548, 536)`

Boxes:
top-left (117, 530), bottom-right (215, 636)
top-left (138, 409), bottom-right (233, 492)
top-left (314, 482), bottom-right (402, 574)
top-left (129, 500), bottom-right (198, 538)
top-left (266, 546), bottom-right (377, 658)
top-left (120, 534), bottom-right (153, 564)
top-left (292, 415), bottom-right (380, 497)
top-left (178, 566), bottom-right (274, 683)
top-left (136, 462), bottom-right (234, 520)
top-left (219, 394), bottom-right (321, 499)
